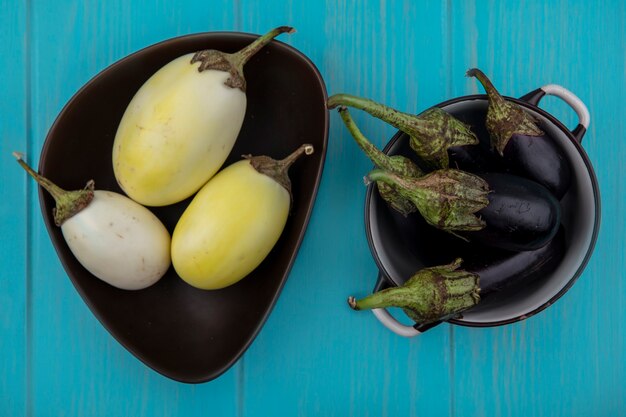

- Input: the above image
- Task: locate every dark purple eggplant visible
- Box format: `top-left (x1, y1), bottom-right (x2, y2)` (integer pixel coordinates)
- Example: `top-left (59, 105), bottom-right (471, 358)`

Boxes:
top-left (470, 173), bottom-right (561, 251)
top-left (467, 68), bottom-right (572, 199)
top-left (347, 230), bottom-right (564, 324)
top-left (366, 169), bottom-right (561, 252)
top-left (447, 143), bottom-right (502, 173)
top-left (464, 226), bottom-right (565, 300)
top-left (327, 93), bottom-right (500, 172)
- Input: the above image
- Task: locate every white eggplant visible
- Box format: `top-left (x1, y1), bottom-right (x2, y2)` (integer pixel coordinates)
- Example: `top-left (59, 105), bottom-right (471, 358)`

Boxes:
top-left (15, 153), bottom-right (171, 290)
top-left (171, 144), bottom-right (313, 290)
top-left (112, 26), bottom-right (294, 206)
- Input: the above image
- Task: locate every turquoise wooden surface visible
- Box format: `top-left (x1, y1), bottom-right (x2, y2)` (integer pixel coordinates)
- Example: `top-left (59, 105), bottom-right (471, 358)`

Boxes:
top-left (1, 1), bottom-right (624, 416)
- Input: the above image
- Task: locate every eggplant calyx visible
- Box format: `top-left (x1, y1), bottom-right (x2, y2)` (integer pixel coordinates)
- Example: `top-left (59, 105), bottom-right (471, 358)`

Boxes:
top-left (367, 168), bottom-right (489, 233)
top-left (338, 106), bottom-right (422, 216)
top-left (245, 144), bottom-right (314, 200)
top-left (13, 152), bottom-right (94, 226)
top-left (347, 259), bottom-right (481, 324)
top-left (466, 68), bottom-right (544, 155)
top-left (409, 107), bottom-right (479, 169)
top-left (376, 183), bottom-right (418, 217)
top-left (191, 26), bottom-right (294, 92)
top-left (328, 94), bottom-right (478, 170)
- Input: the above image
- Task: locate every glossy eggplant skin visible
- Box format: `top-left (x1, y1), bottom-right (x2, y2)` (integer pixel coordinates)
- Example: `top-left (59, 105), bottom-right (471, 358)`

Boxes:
top-left (448, 144), bottom-right (503, 173)
top-left (446, 105), bottom-right (503, 174)
top-left (465, 227), bottom-right (565, 299)
top-left (503, 133), bottom-right (572, 199)
top-left (468, 173), bottom-right (561, 252)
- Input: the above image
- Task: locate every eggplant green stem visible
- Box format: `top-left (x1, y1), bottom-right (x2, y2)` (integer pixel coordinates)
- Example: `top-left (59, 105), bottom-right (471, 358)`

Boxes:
top-left (337, 106), bottom-right (423, 176)
top-left (278, 143), bottom-right (314, 171)
top-left (191, 26), bottom-right (294, 91)
top-left (466, 68), bottom-right (505, 106)
top-left (367, 169), bottom-right (410, 188)
top-left (14, 152), bottom-right (66, 201)
top-left (338, 106), bottom-right (390, 169)
top-left (234, 26), bottom-right (295, 67)
top-left (347, 288), bottom-right (415, 310)
top-left (328, 94), bottom-right (426, 134)
top-left (337, 106), bottom-right (423, 216)
top-left (328, 93), bottom-right (478, 169)
top-left (245, 144), bottom-right (314, 198)
top-left (13, 152), bottom-right (94, 226)
top-left (347, 259), bottom-right (481, 324)
top-left (466, 68), bottom-right (544, 154)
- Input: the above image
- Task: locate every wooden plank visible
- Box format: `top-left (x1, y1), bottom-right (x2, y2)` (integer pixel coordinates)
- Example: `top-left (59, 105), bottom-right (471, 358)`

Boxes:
top-left (0, 0), bottom-right (28, 415)
top-left (450, 1), bottom-right (625, 416)
top-left (28, 1), bottom-right (241, 415)
top-left (7, 1), bottom-right (623, 415)
top-left (237, 1), bottom-right (453, 415)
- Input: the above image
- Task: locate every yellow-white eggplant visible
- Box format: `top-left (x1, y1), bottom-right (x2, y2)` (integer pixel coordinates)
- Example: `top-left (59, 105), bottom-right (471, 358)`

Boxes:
top-left (112, 26), bottom-right (294, 206)
top-left (171, 144), bottom-right (314, 290)
top-left (15, 153), bottom-right (171, 290)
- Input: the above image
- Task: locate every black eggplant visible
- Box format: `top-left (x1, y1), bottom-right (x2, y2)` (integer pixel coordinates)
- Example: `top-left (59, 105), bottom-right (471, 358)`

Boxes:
top-left (446, 142), bottom-right (501, 173)
top-left (366, 169), bottom-right (561, 252)
top-left (464, 226), bottom-right (565, 301)
top-left (327, 94), bottom-right (500, 172)
top-left (337, 106), bottom-right (423, 216)
top-left (347, 230), bottom-right (565, 324)
top-left (471, 173), bottom-right (561, 251)
top-left (467, 68), bottom-right (572, 199)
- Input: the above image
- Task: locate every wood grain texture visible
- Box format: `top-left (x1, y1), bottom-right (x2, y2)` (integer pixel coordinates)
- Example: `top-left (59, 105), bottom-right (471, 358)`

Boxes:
top-left (0, 1), bottom-right (28, 415)
top-left (26, 1), bottom-right (241, 416)
top-left (450, 1), bottom-right (625, 416)
top-left (237, 1), bottom-right (453, 416)
top-left (1, 0), bottom-right (624, 416)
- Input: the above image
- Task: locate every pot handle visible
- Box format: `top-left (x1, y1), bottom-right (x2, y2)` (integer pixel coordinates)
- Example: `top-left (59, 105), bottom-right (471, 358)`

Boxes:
top-left (520, 84), bottom-right (590, 143)
top-left (368, 273), bottom-right (441, 337)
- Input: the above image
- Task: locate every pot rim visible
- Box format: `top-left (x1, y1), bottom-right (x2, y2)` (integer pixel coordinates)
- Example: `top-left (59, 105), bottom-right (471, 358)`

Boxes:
top-left (364, 93), bottom-right (601, 328)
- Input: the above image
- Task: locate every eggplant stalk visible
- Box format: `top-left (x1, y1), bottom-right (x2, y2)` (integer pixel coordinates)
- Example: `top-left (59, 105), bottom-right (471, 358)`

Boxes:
top-left (466, 68), bottom-right (543, 155)
top-left (328, 94), bottom-right (478, 169)
top-left (13, 152), bottom-right (94, 226)
top-left (243, 144), bottom-right (314, 199)
top-left (337, 106), bottom-right (422, 216)
top-left (191, 26), bottom-right (295, 92)
top-left (348, 259), bottom-right (480, 324)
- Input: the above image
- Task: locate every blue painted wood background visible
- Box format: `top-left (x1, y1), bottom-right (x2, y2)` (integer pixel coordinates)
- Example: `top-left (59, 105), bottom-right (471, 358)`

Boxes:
top-left (1, 0), bottom-right (624, 415)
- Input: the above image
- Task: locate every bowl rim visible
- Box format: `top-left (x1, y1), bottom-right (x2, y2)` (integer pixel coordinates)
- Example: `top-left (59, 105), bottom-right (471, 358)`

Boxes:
top-left (38, 30), bottom-right (329, 383)
top-left (364, 93), bottom-right (601, 328)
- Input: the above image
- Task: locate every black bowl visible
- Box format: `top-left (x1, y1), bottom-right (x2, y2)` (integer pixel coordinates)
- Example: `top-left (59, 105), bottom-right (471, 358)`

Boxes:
top-left (37, 32), bottom-right (328, 382)
top-left (366, 94), bottom-right (600, 330)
